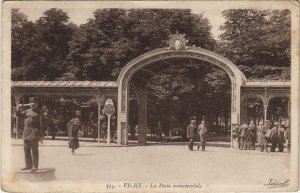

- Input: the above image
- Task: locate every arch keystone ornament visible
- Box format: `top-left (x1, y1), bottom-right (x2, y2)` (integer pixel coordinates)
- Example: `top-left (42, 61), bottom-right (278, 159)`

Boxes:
top-left (117, 34), bottom-right (247, 145)
top-left (168, 32), bottom-right (188, 50)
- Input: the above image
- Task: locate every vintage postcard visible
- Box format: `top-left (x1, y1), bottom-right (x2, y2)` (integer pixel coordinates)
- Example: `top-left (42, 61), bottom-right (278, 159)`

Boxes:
top-left (1, 1), bottom-right (299, 192)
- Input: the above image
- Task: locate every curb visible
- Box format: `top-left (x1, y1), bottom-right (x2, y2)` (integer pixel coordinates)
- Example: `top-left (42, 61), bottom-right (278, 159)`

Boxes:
top-left (11, 141), bottom-right (231, 148)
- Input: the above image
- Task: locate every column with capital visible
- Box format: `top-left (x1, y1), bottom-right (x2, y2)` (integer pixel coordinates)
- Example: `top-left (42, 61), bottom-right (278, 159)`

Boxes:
top-left (263, 86), bottom-right (268, 123)
top-left (137, 93), bottom-right (146, 144)
top-left (287, 98), bottom-right (291, 153)
top-left (263, 105), bottom-right (268, 123)
top-left (240, 96), bottom-right (248, 123)
top-left (97, 92), bottom-right (101, 143)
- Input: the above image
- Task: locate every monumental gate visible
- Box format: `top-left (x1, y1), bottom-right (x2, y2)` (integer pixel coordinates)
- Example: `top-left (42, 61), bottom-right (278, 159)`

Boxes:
top-left (11, 34), bottom-right (291, 146)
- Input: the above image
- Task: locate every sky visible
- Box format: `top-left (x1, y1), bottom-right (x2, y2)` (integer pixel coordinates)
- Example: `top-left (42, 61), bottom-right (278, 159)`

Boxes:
top-left (19, 7), bottom-right (225, 39)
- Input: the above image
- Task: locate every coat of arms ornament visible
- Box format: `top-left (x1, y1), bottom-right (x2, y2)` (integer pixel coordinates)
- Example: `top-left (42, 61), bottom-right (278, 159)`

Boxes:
top-left (168, 31), bottom-right (188, 50)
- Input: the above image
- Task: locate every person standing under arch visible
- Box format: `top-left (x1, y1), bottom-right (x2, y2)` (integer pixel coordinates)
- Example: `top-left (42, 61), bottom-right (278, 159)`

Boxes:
top-left (239, 121), bottom-right (249, 150)
top-left (249, 121), bottom-right (257, 150)
top-left (197, 120), bottom-right (208, 151)
top-left (187, 117), bottom-right (197, 151)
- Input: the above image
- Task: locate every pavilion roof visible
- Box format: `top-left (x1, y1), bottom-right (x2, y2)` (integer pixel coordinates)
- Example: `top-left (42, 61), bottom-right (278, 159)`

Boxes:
top-left (11, 81), bottom-right (118, 88)
top-left (11, 80), bottom-right (291, 89)
top-left (244, 80), bottom-right (291, 87)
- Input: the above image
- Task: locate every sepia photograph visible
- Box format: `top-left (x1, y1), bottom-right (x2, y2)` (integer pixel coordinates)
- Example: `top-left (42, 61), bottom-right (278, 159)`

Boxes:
top-left (1, 1), bottom-right (299, 192)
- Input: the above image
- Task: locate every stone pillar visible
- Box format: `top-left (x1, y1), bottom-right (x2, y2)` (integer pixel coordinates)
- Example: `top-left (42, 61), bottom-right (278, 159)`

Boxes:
top-left (240, 96), bottom-right (248, 123)
top-left (234, 82), bottom-right (241, 124)
top-left (117, 83), bottom-right (128, 145)
top-left (144, 90), bottom-right (148, 136)
top-left (287, 98), bottom-right (291, 126)
top-left (287, 98), bottom-right (291, 153)
top-left (137, 90), bottom-right (147, 144)
top-left (231, 80), bottom-right (242, 148)
top-left (263, 86), bottom-right (268, 123)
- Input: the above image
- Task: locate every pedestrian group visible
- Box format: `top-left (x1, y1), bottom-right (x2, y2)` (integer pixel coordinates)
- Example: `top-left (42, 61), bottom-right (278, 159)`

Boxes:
top-left (15, 97), bottom-right (288, 173)
top-left (233, 120), bottom-right (288, 152)
top-left (186, 117), bottom-right (208, 151)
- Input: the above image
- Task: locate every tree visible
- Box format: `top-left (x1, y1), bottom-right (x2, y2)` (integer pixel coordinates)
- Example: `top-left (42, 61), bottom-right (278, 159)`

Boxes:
top-left (11, 8), bottom-right (75, 80)
top-left (34, 8), bottom-right (75, 80)
top-left (11, 9), bottom-right (36, 80)
top-left (66, 9), bottom-right (216, 81)
top-left (145, 59), bottom-right (231, 132)
top-left (65, 9), bottom-right (226, 132)
top-left (219, 9), bottom-right (291, 79)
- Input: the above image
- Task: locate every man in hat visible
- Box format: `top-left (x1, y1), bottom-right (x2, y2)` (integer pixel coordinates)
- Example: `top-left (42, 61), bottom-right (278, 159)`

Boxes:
top-left (270, 122), bottom-right (280, 152)
top-left (197, 120), bottom-right (208, 151)
top-left (187, 116), bottom-right (197, 151)
top-left (239, 121), bottom-right (249, 150)
top-left (277, 121), bottom-right (286, 152)
top-left (16, 97), bottom-right (43, 172)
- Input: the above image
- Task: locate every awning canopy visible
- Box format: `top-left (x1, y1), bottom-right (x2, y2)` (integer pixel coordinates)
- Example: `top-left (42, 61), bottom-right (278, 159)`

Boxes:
top-left (12, 81), bottom-right (118, 88)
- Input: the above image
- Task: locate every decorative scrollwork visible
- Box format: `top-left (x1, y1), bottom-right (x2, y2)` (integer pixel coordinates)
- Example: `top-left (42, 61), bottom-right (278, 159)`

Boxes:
top-left (266, 91), bottom-right (290, 105)
top-left (168, 31), bottom-right (188, 50)
top-left (241, 90), bottom-right (265, 103)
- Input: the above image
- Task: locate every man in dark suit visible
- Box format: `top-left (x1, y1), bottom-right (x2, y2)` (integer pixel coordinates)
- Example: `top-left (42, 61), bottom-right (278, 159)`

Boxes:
top-left (277, 122), bottom-right (286, 152)
top-left (239, 121), bottom-right (249, 150)
top-left (270, 122), bottom-right (279, 152)
top-left (187, 117), bottom-right (197, 151)
top-left (16, 97), bottom-right (43, 172)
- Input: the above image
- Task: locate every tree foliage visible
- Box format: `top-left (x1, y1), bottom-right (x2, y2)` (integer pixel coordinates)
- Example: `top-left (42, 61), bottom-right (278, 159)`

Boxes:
top-left (146, 61), bottom-right (231, 131)
top-left (11, 8), bottom-right (75, 80)
top-left (12, 8), bottom-right (291, 81)
top-left (219, 9), bottom-right (291, 79)
top-left (66, 9), bottom-right (216, 80)
top-left (11, 9), bottom-right (36, 80)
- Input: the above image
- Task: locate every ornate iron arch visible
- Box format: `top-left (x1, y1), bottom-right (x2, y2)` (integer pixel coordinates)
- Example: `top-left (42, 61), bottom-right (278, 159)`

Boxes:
top-left (117, 48), bottom-right (246, 108)
top-left (116, 35), bottom-right (247, 145)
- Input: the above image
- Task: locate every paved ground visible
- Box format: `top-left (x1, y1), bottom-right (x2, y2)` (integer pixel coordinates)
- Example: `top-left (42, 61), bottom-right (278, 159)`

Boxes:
top-left (10, 137), bottom-right (232, 147)
top-left (3, 139), bottom-right (292, 192)
top-left (10, 141), bottom-right (290, 183)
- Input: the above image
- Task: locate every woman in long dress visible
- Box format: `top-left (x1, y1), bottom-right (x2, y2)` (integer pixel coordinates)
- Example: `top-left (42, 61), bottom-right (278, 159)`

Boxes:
top-left (68, 118), bottom-right (80, 155)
